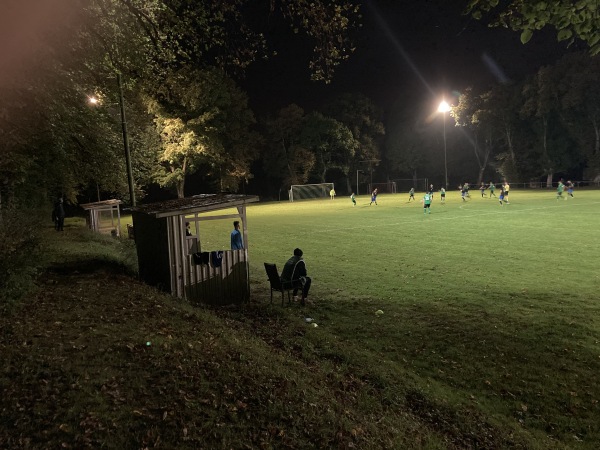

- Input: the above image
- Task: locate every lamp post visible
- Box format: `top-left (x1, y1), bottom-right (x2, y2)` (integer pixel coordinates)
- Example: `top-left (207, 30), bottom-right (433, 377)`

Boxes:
top-left (356, 169), bottom-right (363, 196)
top-left (89, 75), bottom-right (136, 206)
top-left (117, 73), bottom-right (136, 207)
top-left (438, 100), bottom-right (451, 189)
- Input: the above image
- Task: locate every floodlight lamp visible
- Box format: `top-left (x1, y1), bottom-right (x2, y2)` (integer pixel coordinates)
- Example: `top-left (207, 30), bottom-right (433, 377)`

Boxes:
top-left (438, 100), bottom-right (451, 113)
top-left (88, 96), bottom-right (99, 105)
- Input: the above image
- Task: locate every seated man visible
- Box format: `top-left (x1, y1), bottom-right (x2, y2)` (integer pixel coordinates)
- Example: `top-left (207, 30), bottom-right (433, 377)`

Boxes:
top-left (280, 248), bottom-right (312, 305)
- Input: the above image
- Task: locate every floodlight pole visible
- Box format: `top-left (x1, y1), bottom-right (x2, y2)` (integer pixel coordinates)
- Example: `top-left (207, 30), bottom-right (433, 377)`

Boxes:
top-left (438, 100), bottom-right (451, 190)
top-left (117, 73), bottom-right (136, 207)
top-left (442, 112), bottom-right (448, 190)
top-left (356, 170), bottom-right (362, 196)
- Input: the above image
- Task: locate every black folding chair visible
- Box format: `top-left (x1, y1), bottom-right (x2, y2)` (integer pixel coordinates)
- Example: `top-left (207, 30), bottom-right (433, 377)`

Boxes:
top-left (264, 263), bottom-right (295, 306)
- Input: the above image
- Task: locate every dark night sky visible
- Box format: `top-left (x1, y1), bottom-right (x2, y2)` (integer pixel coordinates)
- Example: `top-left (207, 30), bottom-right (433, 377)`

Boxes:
top-left (241, 0), bottom-right (576, 118)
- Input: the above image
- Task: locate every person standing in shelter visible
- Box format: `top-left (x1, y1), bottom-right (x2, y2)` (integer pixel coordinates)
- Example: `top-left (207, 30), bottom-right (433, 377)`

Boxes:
top-left (230, 220), bottom-right (244, 250)
top-left (489, 182), bottom-right (496, 198)
top-left (440, 187), bottom-right (446, 203)
top-left (52, 198), bottom-right (65, 231)
top-left (370, 188), bottom-right (378, 205)
top-left (503, 181), bottom-right (510, 203)
top-left (408, 187), bottom-right (415, 202)
top-left (281, 248), bottom-right (312, 306)
top-left (185, 222), bottom-right (192, 236)
top-left (422, 192), bottom-right (432, 214)
top-left (350, 192), bottom-right (356, 206)
top-left (330, 188), bottom-right (336, 200)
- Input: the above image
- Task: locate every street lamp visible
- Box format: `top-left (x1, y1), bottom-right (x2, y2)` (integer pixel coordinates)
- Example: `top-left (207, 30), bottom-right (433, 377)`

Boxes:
top-left (438, 100), bottom-right (451, 189)
top-left (356, 169), bottom-right (363, 196)
top-left (88, 73), bottom-right (136, 207)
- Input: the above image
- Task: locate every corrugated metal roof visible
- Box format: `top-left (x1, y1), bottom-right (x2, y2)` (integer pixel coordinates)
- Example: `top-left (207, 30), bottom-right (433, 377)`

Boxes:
top-left (132, 194), bottom-right (259, 218)
top-left (80, 199), bottom-right (122, 210)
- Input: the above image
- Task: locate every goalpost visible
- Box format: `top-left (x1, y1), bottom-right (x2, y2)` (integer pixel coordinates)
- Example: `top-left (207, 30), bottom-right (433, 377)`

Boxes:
top-left (289, 183), bottom-right (335, 202)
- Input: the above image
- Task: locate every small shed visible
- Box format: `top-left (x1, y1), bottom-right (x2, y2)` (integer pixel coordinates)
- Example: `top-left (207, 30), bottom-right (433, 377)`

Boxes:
top-left (80, 199), bottom-right (122, 237)
top-left (131, 194), bottom-right (259, 305)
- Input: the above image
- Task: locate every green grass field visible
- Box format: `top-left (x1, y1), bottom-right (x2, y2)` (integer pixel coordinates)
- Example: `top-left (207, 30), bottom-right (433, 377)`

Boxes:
top-left (194, 189), bottom-right (600, 446)
top-left (3, 189), bottom-right (599, 448)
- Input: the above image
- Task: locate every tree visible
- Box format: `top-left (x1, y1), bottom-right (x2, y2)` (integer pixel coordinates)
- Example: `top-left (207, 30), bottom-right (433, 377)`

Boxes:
top-left (300, 112), bottom-right (359, 186)
top-left (322, 93), bottom-right (385, 191)
top-left (263, 104), bottom-right (315, 190)
top-left (467, 0), bottom-right (600, 54)
top-left (521, 67), bottom-right (562, 185)
top-left (553, 52), bottom-right (600, 176)
top-left (452, 87), bottom-right (495, 185)
top-left (146, 67), bottom-right (258, 197)
top-left (478, 83), bottom-right (525, 181)
top-left (77, 0), bottom-right (362, 83)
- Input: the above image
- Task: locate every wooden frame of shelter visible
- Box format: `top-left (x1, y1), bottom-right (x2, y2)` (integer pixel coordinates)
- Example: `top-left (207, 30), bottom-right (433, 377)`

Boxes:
top-left (80, 199), bottom-right (122, 237)
top-left (131, 194), bottom-right (259, 305)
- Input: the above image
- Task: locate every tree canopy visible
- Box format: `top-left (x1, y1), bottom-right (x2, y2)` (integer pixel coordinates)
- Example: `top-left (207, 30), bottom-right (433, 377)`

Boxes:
top-left (467, 0), bottom-right (600, 54)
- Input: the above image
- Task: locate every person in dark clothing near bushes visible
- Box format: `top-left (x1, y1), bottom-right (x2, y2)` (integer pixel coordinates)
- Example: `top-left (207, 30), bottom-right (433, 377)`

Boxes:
top-left (281, 248), bottom-right (311, 306)
top-left (52, 198), bottom-right (65, 231)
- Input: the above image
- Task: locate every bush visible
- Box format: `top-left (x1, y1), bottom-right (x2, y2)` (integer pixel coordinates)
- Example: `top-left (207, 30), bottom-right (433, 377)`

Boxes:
top-left (0, 209), bottom-right (41, 312)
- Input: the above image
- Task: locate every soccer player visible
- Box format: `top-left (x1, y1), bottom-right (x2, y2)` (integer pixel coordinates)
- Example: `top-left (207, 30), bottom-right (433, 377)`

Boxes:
top-left (440, 187), bottom-right (446, 203)
top-left (408, 187), bottom-right (415, 202)
top-left (370, 188), bottom-right (378, 205)
top-left (350, 192), bottom-right (356, 206)
top-left (479, 183), bottom-right (486, 197)
top-left (566, 180), bottom-right (574, 198)
top-left (489, 182), bottom-right (496, 198)
top-left (460, 184), bottom-right (467, 202)
top-left (422, 192), bottom-right (432, 214)
top-left (503, 181), bottom-right (510, 203)
top-left (556, 179), bottom-right (565, 200)
top-left (498, 188), bottom-right (505, 206)
top-left (330, 188), bottom-right (336, 200)
top-left (428, 184), bottom-right (435, 200)
top-left (464, 182), bottom-right (471, 198)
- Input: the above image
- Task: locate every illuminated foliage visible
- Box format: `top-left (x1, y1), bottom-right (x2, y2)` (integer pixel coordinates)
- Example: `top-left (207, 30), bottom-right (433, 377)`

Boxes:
top-left (467, 0), bottom-right (600, 54)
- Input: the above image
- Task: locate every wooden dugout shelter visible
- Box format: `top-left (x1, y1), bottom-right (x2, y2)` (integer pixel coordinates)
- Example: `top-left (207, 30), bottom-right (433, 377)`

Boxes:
top-left (80, 199), bottom-right (122, 237)
top-left (131, 194), bottom-right (259, 305)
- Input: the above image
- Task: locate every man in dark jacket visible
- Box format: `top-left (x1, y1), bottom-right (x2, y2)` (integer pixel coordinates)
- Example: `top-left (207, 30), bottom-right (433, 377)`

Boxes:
top-left (53, 198), bottom-right (65, 231)
top-left (281, 248), bottom-right (311, 306)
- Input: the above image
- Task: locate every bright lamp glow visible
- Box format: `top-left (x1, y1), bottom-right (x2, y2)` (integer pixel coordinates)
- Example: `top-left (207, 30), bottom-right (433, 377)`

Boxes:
top-left (88, 96), bottom-right (99, 105)
top-left (438, 100), bottom-right (450, 113)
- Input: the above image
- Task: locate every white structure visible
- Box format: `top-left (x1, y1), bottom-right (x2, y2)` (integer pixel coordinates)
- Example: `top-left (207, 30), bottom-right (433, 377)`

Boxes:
top-left (80, 199), bottom-right (122, 237)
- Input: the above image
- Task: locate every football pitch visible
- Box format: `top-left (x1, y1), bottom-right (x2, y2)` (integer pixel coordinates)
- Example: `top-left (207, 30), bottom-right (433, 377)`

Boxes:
top-left (243, 189), bottom-right (600, 309)
top-left (192, 189), bottom-right (600, 445)
top-left (238, 189), bottom-right (600, 445)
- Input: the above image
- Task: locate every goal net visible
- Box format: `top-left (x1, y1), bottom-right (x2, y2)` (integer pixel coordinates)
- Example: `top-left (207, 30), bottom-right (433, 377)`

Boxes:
top-left (289, 183), bottom-right (335, 202)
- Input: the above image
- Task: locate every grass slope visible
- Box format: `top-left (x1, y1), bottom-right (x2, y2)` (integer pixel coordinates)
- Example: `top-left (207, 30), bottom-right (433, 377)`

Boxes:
top-left (1, 189), bottom-right (599, 448)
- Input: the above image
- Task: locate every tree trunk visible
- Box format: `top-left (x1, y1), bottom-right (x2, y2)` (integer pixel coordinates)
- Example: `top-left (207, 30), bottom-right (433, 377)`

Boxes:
top-left (592, 116), bottom-right (599, 155)
top-left (505, 124), bottom-right (515, 163)
top-left (177, 180), bottom-right (185, 199)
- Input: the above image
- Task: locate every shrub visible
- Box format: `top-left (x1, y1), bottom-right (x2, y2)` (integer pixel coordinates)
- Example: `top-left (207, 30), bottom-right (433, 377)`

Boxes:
top-left (0, 209), bottom-right (41, 312)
